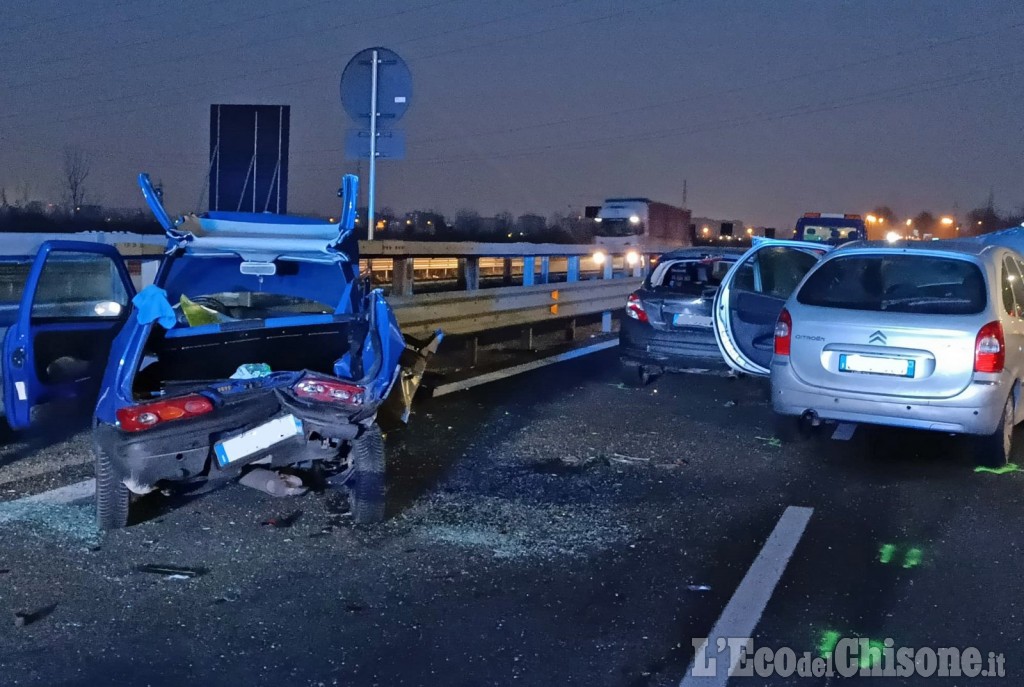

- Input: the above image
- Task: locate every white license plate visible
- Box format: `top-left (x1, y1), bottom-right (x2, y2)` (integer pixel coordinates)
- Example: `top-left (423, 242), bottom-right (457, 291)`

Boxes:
top-left (214, 415), bottom-right (303, 467)
top-left (839, 354), bottom-right (914, 377)
top-left (673, 313), bottom-right (712, 328)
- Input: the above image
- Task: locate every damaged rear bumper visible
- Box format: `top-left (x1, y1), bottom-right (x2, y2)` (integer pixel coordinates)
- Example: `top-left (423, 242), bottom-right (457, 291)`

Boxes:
top-left (95, 389), bottom-right (366, 493)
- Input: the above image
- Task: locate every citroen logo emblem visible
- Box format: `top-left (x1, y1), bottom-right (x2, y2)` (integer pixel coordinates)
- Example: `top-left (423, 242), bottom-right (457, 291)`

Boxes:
top-left (869, 330), bottom-right (887, 344)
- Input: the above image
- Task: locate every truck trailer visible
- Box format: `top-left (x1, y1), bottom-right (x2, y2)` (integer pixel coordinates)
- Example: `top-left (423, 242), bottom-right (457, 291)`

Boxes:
top-left (593, 197), bottom-right (693, 267)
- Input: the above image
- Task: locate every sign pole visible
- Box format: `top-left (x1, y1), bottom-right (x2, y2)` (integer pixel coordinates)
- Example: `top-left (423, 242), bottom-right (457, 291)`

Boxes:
top-left (367, 49), bottom-right (379, 240)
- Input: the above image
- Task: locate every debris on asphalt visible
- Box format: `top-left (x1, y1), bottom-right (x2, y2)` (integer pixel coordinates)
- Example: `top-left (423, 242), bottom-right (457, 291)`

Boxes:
top-left (239, 468), bottom-right (308, 497)
top-left (686, 584), bottom-right (711, 592)
top-left (0, 501), bottom-right (98, 546)
top-left (724, 400), bottom-right (737, 407)
top-left (135, 564), bottom-right (207, 578)
top-left (14, 604), bottom-right (57, 628)
top-left (409, 494), bottom-right (630, 560)
top-left (974, 463), bottom-right (1020, 475)
top-left (213, 590), bottom-right (241, 604)
top-left (655, 458), bottom-right (690, 470)
top-left (609, 453), bottom-right (648, 464)
top-left (261, 510), bottom-right (303, 528)
top-left (754, 436), bottom-right (783, 448)
top-left (529, 456), bottom-right (603, 475)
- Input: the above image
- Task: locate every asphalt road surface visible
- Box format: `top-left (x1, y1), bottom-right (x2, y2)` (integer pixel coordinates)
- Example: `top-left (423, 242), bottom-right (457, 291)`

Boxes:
top-left (1, 350), bottom-right (1022, 686)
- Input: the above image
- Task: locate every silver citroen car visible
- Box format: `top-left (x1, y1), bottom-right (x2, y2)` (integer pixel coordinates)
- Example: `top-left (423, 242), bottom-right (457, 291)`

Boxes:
top-left (713, 238), bottom-right (1024, 467)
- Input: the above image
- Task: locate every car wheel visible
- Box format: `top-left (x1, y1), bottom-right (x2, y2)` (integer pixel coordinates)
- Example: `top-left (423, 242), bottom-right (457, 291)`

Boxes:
top-left (774, 414), bottom-right (815, 444)
top-left (974, 395), bottom-right (1015, 469)
top-left (621, 362), bottom-right (655, 387)
top-left (94, 442), bottom-right (130, 530)
top-left (348, 423), bottom-right (386, 524)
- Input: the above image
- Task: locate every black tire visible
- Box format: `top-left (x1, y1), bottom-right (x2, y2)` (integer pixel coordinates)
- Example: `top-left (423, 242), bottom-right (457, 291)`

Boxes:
top-left (620, 362), bottom-right (654, 387)
top-left (348, 423), bottom-right (386, 524)
top-left (973, 395), bottom-right (1014, 469)
top-left (94, 442), bottom-right (130, 530)
top-left (774, 414), bottom-right (815, 444)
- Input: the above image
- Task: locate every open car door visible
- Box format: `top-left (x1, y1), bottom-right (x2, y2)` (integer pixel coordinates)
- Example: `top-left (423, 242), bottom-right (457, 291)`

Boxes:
top-left (2, 241), bottom-right (135, 429)
top-left (712, 240), bottom-right (830, 376)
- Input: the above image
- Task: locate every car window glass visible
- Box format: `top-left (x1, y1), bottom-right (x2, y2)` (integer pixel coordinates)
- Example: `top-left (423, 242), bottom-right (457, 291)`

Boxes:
top-left (1009, 258), bottom-right (1024, 319)
top-left (731, 261), bottom-right (756, 292)
top-left (0, 262), bottom-right (31, 318)
top-left (757, 248), bottom-right (819, 298)
top-left (1003, 257), bottom-right (1019, 317)
top-left (650, 258), bottom-right (734, 295)
top-left (797, 255), bottom-right (986, 315)
top-left (31, 252), bottom-right (129, 319)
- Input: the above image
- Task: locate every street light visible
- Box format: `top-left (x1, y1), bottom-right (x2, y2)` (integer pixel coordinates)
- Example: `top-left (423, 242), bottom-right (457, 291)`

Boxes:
top-left (940, 216), bottom-right (954, 225)
top-left (905, 218), bottom-right (913, 227)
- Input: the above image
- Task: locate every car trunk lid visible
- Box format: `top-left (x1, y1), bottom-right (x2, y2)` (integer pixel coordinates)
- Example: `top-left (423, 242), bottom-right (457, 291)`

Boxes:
top-left (788, 250), bottom-right (990, 398)
top-left (789, 307), bottom-right (985, 399)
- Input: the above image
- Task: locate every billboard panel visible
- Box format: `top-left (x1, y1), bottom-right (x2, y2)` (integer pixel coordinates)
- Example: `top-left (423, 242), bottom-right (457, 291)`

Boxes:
top-left (209, 104), bottom-right (290, 214)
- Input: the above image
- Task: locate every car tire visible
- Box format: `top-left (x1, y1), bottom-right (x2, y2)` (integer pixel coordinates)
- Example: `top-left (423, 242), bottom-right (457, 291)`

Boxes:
top-left (94, 442), bottom-right (130, 530)
top-left (349, 423), bottom-right (386, 524)
top-left (774, 414), bottom-right (815, 444)
top-left (621, 362), bottom-right (654, 387)
top-left (973, 395), bottom-right (1015, 469)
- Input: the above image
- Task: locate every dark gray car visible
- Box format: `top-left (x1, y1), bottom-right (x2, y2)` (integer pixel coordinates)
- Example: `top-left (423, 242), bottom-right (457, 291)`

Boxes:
top-left (619, 248), bottom-right (742, 385)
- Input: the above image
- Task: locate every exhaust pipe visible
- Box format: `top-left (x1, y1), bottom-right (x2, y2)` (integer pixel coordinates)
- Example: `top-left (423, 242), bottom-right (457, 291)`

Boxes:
top-left (801, 409), bottom-right (821, 427)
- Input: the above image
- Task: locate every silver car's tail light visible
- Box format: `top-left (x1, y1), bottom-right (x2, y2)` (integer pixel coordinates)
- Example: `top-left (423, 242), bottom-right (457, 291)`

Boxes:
top-left (774, 308), bottom-right (792, 356)
top-left (974, 321), bottom-right (1005, 373)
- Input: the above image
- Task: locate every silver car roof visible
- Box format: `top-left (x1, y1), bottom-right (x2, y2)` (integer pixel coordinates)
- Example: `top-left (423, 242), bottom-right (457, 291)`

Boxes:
top-left (835, 240), bottom-right (1001, 259)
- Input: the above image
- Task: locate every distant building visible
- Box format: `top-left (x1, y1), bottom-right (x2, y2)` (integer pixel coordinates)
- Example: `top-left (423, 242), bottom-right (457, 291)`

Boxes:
top-left (402, 211), bottom-right (444, 236)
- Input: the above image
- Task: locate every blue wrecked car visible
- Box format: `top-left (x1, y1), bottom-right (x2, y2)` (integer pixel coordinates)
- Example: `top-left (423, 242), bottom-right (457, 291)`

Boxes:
top-left (2, 173), bottom-right (439, 528)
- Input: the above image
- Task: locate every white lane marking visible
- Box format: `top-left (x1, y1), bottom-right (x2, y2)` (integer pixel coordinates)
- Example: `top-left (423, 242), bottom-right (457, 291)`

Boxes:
top-left (0, 455), bottom-right (93, 486)
top-left (13, 479), bottom-right (95, 506)
top-left (680, 505), bottom-right (814, 687)
top-left (431, 339), bottom-right (618, 397)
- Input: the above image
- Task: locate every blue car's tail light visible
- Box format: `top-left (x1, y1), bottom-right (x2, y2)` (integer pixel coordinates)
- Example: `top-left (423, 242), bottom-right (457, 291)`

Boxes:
top-left (293, 376), bottom-right (365, 406)
top-left (116, 395), bottom-right (214, 432)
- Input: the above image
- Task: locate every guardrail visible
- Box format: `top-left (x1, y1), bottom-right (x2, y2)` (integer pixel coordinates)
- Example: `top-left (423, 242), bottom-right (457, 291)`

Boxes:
top-left (359, 239), bottom-right (648, 294)
top-left (359, 240), bottom-right (654, 357)
top-left (389, 277), bottom-right (640, 338)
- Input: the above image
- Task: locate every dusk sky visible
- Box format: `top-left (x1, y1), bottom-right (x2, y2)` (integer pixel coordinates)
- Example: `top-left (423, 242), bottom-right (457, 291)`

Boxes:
top-left (2, 0), bottom-right (1022, 229)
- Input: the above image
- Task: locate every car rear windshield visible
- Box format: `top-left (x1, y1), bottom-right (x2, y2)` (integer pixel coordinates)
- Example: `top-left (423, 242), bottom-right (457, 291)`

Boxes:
top-left (796, 254), bottom-right (986, 314)
top-left (648, 258), bottom-right (734, 295)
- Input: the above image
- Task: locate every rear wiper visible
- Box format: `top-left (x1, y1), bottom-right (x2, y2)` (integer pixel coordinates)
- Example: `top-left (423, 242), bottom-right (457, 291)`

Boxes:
top-left (882, 297), bottom-right (970, 309)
